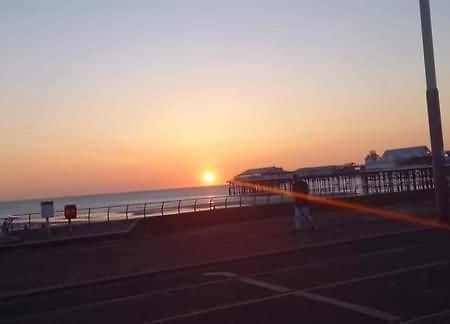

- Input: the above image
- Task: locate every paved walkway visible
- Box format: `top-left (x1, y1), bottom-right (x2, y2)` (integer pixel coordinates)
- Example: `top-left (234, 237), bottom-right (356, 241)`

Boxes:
top-left (0, 205), bottom-right (424, 298)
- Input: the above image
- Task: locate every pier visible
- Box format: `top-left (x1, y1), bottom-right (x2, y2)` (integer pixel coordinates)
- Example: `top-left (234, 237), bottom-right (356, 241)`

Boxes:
top-left (228, 146), bottom-right (450, 199)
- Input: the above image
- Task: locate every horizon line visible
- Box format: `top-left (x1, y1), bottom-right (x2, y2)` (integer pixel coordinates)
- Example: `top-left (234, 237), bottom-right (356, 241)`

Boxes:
top-left (0, 183), bottom-right (228, 205)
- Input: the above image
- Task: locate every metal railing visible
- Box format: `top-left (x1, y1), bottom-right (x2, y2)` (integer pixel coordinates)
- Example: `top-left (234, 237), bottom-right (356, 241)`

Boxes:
top-left (8, 193), bottom-right (293, 231)
top-left (8, 167), bottom-right (448, 232)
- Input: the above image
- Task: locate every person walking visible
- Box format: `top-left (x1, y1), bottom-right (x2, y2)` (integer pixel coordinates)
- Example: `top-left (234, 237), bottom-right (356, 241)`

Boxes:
top-left (292, 174), bottom-right (316, 232)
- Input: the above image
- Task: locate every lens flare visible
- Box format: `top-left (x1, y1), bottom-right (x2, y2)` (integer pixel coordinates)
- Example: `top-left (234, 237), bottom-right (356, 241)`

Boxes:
top-left (234, 180), bottom-right (450, 230)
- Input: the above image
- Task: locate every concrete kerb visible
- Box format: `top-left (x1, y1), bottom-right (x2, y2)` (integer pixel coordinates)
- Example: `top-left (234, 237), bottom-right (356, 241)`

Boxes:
top-left (0, 227), bottom-right (429, 302)
top-left (0, 219), bottom-right (140, 252)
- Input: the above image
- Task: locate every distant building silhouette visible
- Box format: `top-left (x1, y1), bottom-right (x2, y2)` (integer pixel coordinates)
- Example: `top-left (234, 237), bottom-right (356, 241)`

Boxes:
top-left (228, 145), bottom-right (446, 197)
top-left (364, 146), bottom-right (431, 170)
top-left (228, 166), bottom-right (292, 195)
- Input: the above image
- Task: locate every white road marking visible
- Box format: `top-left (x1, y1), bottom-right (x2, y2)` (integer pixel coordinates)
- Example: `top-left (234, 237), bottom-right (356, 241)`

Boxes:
top-left (3, 279), bottom-right (232, 322)
top-left (206, 273), bottom-right (292, 293)
top-left (204, 272), bottom-right (236, 278)
top-left (400, 309), bottom-right (450, 323)
top-left (239, 278), bottom-right (290, 293)
top-left (203, 259), bottom-right (450, 322)
top-left (302, 259), bottom-right (450, 292)
top-left (148, 259), bottom-right (450, 323)
top-left (6, 244), bottom-right (426, 322)
top-left (6, 243), bottom-right (449, 324)
top-left (147, 293), bottom-right (292, 323)
top-left (294, 291), bottom-right (400, 322)
top-left (2, 227), bottom-right (428, 301)
top-left (205, 273), bottom-right (400, 322)
top-left (250, 243), bottom-right (429, 278)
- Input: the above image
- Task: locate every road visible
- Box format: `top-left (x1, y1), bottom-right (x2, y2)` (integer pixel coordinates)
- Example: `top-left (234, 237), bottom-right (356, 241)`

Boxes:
top-left (2, 228), bottom-right (450, 324)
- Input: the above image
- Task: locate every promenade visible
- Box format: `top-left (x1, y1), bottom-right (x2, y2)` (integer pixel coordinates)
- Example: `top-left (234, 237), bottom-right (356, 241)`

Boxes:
top-left (1, 200), bottom-right (450, 323)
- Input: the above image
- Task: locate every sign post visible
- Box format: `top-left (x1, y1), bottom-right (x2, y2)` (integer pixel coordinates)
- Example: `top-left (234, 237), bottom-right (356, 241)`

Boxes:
top-left (64, 204), bottom-right (77, 232)
top-left (40, 201), bottom-right (55, 234)
top-left (419, 0), bottom-right (448, 222)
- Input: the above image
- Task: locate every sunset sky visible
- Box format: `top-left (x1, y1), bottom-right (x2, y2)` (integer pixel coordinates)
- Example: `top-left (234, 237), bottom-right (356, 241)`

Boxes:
top-left (1, 0), bottom-right (450, 201)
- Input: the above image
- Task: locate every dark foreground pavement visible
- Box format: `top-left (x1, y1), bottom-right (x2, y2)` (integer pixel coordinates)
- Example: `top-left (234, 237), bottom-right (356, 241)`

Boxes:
top-left (1, 205), bottom-right (450, 324)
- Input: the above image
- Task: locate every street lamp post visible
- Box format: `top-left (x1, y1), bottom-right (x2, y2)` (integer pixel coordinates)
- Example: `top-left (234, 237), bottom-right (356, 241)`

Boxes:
top-left (419, 0), bottom-right (448, 222)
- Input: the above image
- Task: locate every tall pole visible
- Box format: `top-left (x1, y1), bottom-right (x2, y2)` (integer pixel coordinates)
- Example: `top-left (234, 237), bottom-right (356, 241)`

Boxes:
top-left (419, 0), bottom-right (448, 222)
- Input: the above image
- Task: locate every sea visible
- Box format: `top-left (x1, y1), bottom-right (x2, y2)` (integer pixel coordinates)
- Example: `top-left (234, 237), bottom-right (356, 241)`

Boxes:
top-left (0, 185), bottom-right (229, 218)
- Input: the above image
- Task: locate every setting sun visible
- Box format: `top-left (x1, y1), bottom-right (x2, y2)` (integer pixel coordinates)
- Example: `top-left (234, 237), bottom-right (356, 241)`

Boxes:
top-left (202, 171), bottom-right (215, 185)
